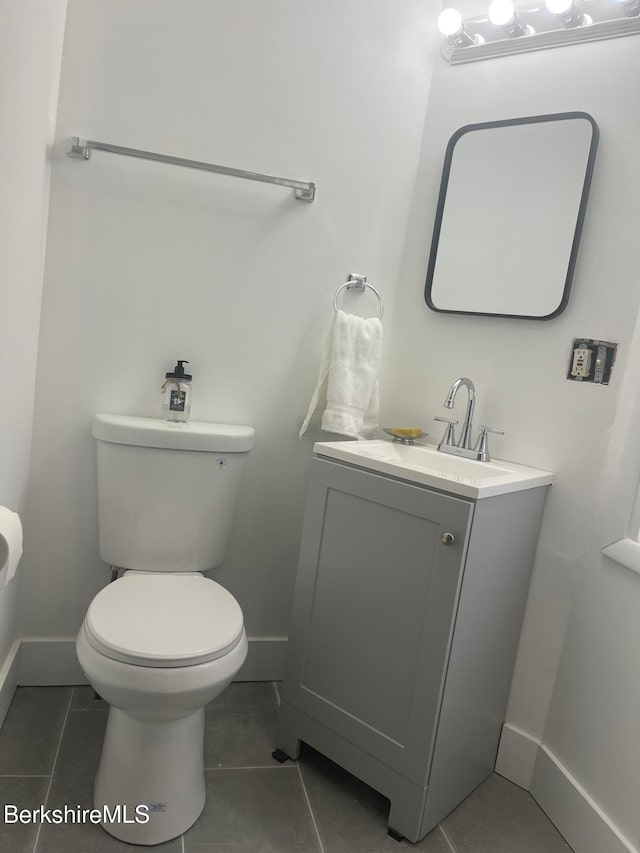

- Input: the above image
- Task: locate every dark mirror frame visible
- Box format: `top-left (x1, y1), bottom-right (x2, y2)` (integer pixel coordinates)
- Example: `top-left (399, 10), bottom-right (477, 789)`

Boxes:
top-left (424, 112), bottom-right (599, 321)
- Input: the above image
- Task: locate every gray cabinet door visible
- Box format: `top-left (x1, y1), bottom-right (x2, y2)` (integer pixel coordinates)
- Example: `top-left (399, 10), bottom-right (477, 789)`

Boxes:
top-left (282, 458), bottom-right (473, 785)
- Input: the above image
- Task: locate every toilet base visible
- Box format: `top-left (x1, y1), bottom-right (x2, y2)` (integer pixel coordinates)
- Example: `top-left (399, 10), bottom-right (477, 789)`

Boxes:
top-left (95, 706), bottom-right (206, 845)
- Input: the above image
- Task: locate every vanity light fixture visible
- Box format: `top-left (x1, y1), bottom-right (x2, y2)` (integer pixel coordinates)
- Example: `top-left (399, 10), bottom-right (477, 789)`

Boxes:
top-left (488, 0), bottom-right (531, 36)
top-left (437, 8), bottom-right (482, 46)
top-left (437, 0), bottom-right (640, 63)
top-left (545, 0), bottom-right (590, 28)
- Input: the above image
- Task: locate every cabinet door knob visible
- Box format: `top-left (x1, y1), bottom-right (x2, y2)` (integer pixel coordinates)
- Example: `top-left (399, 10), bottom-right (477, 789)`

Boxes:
top-left (441, 532), bottom-right (455, 546)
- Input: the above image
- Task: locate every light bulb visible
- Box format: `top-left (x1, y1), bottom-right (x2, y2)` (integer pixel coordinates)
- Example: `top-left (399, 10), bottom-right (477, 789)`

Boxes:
top-left (489, 0), bottom-right (516, 26)
top-left (546, 0), bottom-right (573, 14)
top-left (545, 0), bottom-right (587, 26)
top-left (438, 8), bottom-right (464, 37)
top-left (616, 0), bottom-right (640, 16)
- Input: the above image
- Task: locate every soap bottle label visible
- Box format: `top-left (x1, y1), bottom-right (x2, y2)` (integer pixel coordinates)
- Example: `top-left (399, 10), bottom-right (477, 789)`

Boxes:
top-left (169, 389), bottom-right (186, 412)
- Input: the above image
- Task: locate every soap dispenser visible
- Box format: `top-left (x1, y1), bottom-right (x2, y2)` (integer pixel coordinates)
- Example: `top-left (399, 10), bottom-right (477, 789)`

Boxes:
top-left (161, 360), bottom-right (192, 423)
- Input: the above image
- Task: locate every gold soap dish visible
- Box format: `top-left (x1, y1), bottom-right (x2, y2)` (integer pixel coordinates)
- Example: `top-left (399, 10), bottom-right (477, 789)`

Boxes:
top-left (383, 428), bottom-right (428, 445)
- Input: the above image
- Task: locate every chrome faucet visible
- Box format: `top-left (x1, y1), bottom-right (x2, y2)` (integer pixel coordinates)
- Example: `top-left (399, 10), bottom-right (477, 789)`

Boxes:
top-left (435, 377), bottom-right (504, 462)
top-left (445, 377), bottom-right (476, 450)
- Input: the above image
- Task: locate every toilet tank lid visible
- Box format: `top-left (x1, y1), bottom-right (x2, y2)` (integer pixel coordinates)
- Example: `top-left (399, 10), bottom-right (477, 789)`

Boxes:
top-left (92, 414), bottom-right (255, 452)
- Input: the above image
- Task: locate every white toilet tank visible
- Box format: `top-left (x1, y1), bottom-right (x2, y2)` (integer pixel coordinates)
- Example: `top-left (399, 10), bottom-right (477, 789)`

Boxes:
top-left (92, 414), bottom-right (255, 572)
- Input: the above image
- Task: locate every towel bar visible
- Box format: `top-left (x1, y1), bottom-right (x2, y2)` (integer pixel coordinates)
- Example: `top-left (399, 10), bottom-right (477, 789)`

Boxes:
top-left (66, 137), bottom-right (316, 202)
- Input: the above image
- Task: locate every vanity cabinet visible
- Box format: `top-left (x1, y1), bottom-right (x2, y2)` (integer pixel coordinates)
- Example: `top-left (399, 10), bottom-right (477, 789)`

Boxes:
top-left (275, 453), bottom-right (549, 843)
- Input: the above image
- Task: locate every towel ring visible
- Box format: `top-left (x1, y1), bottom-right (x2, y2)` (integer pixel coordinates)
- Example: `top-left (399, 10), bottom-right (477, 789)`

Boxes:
top-left (333, 274), bottom-right (384, 320)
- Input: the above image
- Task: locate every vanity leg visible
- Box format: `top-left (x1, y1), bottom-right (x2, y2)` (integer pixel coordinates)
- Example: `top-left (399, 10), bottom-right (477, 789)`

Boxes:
top-left (272, 749), bottom-right (293, 763)
top-left (273, 700), bottom-right (302, 760)
top-left (387, 782), bottom-right (428, 844)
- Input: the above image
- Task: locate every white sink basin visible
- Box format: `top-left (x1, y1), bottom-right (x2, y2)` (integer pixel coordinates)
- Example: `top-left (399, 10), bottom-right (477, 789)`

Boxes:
top-left (313, 439), bottom-right (553, 499)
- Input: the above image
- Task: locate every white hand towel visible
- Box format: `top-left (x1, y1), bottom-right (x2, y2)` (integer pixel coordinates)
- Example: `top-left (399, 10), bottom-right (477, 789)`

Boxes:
top-left (300, 309), bottom-right (383, 440)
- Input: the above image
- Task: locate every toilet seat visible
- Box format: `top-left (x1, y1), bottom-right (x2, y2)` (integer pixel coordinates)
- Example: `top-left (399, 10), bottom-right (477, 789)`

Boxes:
top-left (85, 572), bottom-right (244, 668)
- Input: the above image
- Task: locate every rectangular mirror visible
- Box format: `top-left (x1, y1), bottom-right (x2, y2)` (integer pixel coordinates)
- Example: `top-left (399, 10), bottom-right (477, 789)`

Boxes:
top-left (425, 112), bottom-right (598, 320)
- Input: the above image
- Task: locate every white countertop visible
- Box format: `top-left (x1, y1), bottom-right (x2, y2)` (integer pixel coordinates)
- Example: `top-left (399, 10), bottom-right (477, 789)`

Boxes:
top-left (313, 439), bottom-right (553, 500)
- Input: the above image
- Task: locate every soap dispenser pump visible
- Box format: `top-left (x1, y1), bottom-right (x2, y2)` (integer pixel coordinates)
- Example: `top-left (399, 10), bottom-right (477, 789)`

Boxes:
top-left (161, 360), bottom-right (192, 423)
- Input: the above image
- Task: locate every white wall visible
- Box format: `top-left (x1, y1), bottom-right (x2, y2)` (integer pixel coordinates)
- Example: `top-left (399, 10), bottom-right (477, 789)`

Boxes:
top-left (0, 0), bottom-right (67, 676)
top-left (383, 37), bottom-right (640, 850)
top-left (20, 1), bottom-right (437, 652)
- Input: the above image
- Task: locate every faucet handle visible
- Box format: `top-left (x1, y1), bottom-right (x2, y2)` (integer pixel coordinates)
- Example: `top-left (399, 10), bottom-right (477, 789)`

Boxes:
top-left (435, 416), bottom-right (458, 448)
top-left (475, 425), bottom-right (505, 462)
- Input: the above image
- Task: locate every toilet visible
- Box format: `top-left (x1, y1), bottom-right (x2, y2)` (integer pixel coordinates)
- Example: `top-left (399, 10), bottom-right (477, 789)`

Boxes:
top-left (76, 413), bottom-right (255, 846)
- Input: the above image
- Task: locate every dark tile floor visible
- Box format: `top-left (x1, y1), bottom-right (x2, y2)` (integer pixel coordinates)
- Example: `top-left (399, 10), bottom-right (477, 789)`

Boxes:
top-left (0, 684), bottom-right (573, 852)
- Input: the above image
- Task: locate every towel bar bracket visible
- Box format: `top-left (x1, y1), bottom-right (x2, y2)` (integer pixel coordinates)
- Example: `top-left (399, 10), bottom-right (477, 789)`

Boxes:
top-left (67, 137), bottom-right (91, 160)
top-left (294, 185), bottom-right (316, 202)
top-left (346, 273), bottom-right (367, 294)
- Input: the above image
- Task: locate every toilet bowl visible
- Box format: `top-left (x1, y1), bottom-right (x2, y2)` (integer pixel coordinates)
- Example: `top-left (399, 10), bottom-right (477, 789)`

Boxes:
top-left (79, 414), bottom-right (255, 845)
top-left (77, 571), bottom-right (248, 845)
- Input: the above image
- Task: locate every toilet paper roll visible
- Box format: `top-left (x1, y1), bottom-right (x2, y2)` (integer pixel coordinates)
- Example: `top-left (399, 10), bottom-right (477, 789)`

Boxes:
top-left (0, 506), bottom-right (23, 592)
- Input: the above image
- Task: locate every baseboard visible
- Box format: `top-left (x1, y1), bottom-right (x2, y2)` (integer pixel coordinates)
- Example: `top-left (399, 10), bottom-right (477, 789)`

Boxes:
top-left (531, 746), bottom-right (638, 853)
top-left (496, 722), bottom-right (638, 853)
top-left (495, 722), bottom-right (541, 790)
top-left (18, 636), bottom-right (287, 685)
top-left (0, 639), bottom-right (21, 727)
